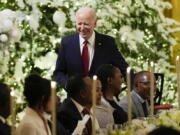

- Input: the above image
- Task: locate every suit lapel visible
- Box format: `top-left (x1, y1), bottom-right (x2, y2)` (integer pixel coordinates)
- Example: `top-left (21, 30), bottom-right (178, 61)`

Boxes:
top-left (72, 34), bottom-right (83, 72)
top-left (132, 91), bottom-right (145, 117)
top-left (67, 98), bottom-right (82, 120)
top-left (89, 32), bottom-right (102, 73)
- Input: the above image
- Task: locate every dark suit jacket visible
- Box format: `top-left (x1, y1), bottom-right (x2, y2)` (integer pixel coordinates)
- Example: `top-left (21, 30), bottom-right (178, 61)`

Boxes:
top-left (57, 98), bottom-right (82, 134)
top-left (0, 121), bottom-right (10, 135)
top-left (54, 32), bottom-right (129, 88)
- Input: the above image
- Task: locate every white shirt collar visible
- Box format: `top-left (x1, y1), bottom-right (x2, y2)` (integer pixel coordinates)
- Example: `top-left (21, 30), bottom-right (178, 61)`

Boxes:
top-left (79, 31), bottom-right (95, 48)
top-left (133, 90), bottom-right (146, 103)
top-left (0, 115), bottom-right (6, 124)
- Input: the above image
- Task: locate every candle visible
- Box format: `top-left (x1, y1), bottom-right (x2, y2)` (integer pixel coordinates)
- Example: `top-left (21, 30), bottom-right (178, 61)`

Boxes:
top-left (51, 81), bottom-right (57, 135)
top-left (92, 75), bottom-right (97, 135)
top-left (10, 91), bottom-right (16, 135)
top-left (176, 56), bottom-right (180, 109)
top-left (150, 62), bottom-right (155, 116)
top-left (126, 67), bottom-right (131, 124)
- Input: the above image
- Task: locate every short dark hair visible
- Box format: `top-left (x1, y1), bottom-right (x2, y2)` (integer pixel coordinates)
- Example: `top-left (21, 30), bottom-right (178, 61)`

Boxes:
top-left (96, 64), bottom-right (116, 91)
top-left (23, 74), bottom-right (51, 108)
top-left (148, 126), bottom-right (180, 135)
top-left (66, 74), bottom-right (86, 99)
top-left (0, 82), bottom-right (10, 107)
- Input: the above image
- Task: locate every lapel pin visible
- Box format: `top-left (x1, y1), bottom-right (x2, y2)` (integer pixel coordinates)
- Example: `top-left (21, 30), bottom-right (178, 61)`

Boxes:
top-left (98, 43), bottom-right (102, 46)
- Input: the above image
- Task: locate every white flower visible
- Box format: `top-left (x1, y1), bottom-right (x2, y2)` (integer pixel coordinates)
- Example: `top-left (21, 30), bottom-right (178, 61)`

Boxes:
top-left (0, 9), bottom-right (16, 20)
top-left (119, 25), bottom-right (131, 34)
top-left (35, 51), bottom-right (57, 70)
top-left (53, 10), bottom-right (66, 26)
top-left (10, 27), bottom-right (22, 42)
top-left (0, 34), bottom-right (8, 42)
top-left (14, 59), bottom-right (24, 81)
top-left (16, 0), bottom-right (25, 9)
top-left (0, 19), bottom-right (13, 32)
top-left (29, 14), bottom-right (39, 31)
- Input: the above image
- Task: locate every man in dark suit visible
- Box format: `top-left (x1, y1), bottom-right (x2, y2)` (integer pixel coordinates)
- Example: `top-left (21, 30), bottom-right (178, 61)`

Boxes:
top-left (57, 74), bottom-right (98, 134)
top-left (53, 7), bottom-right (129, 88)
top-left (119, 71), bottom-right (157, 119)
top-left (0, 82), bottom-right (11, 135)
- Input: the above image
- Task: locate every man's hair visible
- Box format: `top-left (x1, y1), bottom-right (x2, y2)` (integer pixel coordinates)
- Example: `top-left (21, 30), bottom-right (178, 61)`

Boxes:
top-left (0, 82), bottom-right (10, 107)
top-left (96, 64), bottom-right (116, 92)
top-left (23, 74), bottom-right (51, 108)
top-left (133, 71), bottom-right (150, 87)
top-left (75, 7), bottom-right (97, 21)
top-left (66, 74), bottom-right (86, 99)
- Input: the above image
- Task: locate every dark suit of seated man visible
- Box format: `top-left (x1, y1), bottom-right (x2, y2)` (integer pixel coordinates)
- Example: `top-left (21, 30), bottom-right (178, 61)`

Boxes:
top-left (119, 71), bottom-right (157, 119)
top-left (53, 7), bottom-right (129, 89)
top-left (0, 82), bottom-right (11, 135)
top-left (57, 74), bottom-right (99, 134)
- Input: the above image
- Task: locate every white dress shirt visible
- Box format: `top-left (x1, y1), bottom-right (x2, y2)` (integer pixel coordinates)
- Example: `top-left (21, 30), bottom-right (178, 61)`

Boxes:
top-left (79, 31), bottom-right (95, 70)
top-left (71, 98), bottom-right (100, 130)
top-left (15, 107), bottom-right (51, 135)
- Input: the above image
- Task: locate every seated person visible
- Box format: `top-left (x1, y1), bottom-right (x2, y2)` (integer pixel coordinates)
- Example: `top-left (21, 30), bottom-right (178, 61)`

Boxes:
top-left (58, 74), bottom-right (99, 134)
top-left (95, 79), bottom-right (114, 128)
top-left (96, 64), bottom-right (127, 124)
top-left (0, 82), bottom-right (11, 135)
top-left (119, 71), bottom-right (156, 118)
top-left (16, 75), bottom-right (52, 135)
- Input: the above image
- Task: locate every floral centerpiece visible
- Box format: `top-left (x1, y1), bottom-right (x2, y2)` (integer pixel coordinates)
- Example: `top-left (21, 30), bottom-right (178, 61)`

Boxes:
top-left (107, 110), bottom-right (180, 135)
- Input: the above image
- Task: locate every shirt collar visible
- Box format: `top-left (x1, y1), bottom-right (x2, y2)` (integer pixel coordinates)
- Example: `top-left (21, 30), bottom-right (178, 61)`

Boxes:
top-left (133, 90), bottom-right (145, 103)
top-left (71, 98), bottom-right (84, 114)
top-left (0, 115), bottom-right (6, 124)
top-left (79, 31), bottom-right (95, 47)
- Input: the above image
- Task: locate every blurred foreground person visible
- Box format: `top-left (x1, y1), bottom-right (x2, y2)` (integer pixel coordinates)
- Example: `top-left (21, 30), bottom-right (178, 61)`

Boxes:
top-left (16, 75), bottom-right (52, 135)
top-left (0, 82), bottom-right (11, 135)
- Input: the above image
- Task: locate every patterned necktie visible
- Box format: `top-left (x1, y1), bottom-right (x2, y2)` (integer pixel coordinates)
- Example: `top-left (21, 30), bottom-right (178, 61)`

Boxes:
top-left (82, 108), bottom-right (92, 135)
top-left (82, 40), bottom-right (89, 75)
top-left (142, 102), bottom-right (148, 117)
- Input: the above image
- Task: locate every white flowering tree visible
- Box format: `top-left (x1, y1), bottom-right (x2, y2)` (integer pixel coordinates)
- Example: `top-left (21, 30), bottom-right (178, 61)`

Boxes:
top-left (0, 0), bottom-right (180, 110)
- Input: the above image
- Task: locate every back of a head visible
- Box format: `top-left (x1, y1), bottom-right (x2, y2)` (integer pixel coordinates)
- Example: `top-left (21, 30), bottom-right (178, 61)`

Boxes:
top-left (96, 64), bottom-right (116, 91)
top-left (0, 82), bottom-right (10, 106)
top-left (0, 82), bottom-right (10, 117)
top-left (148, 126), bottom-right (180, 135)
top-left (24, 74), bottom-right (51, 108)
top-left (66, 74), bottom-right (86, 99)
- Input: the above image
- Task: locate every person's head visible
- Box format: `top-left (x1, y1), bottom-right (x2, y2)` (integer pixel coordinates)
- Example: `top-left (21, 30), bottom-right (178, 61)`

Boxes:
top-left (96, 79), bottom-right (102, 105)
top-left (24, 74), bottom-right (51, 111)
top-left (96, 64), bottom-right (122, 96)
top-left (75, 7), bottom-right (97, 40)
top-left (134, 71), bottom-right (156, 100)
top-left (148, 126), bottom-right (180, 135)
top-left (0, 82), bottom-right (11, 118)
top-left (66, 74), bottom-right (93, 106)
